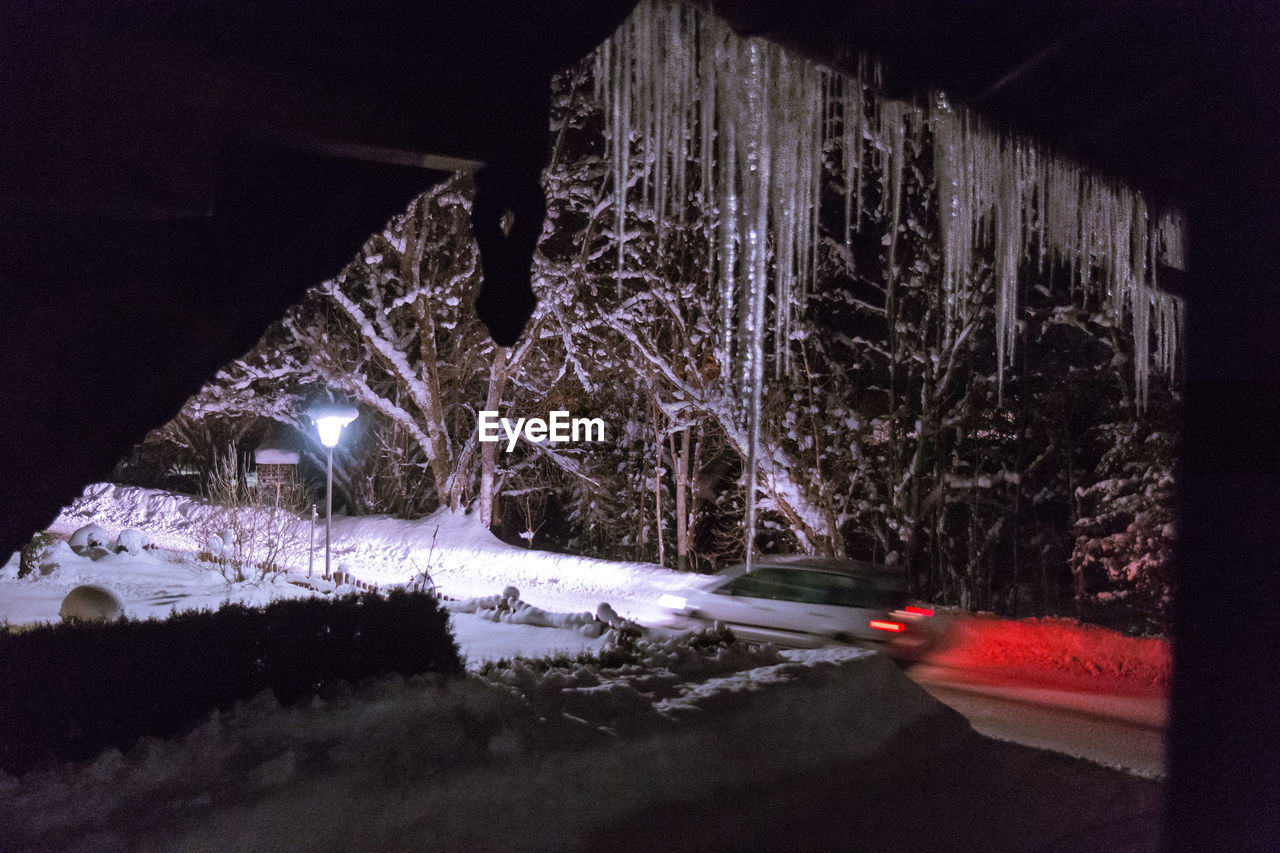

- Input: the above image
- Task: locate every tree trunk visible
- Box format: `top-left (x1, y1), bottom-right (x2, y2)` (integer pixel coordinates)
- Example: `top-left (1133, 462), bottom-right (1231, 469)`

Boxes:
top-left (654, 405), bottom-right (665, 568)
top-left (402, 198), bottom-right (456, 510)
top-left (689, 430), bottom-right (703, 571)
top-left (478, 346), bottom-right (510, 528)
top-left (674, 428), bottom-right (689, 571)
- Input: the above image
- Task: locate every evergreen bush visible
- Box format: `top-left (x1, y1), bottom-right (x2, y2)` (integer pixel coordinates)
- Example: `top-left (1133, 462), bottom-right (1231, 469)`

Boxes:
top-left (17, 531), bottom-right (57, 578)
top-left (0, 590), bottom-right (461, 776)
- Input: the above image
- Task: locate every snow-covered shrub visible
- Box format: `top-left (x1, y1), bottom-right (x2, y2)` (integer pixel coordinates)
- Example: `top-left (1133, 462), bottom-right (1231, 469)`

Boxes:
top-left (0, 590), bottom-right (460, 776)
top-left (406, 527), bottom-right (442, 595)
top-left (198, 448), bottom-right (309, 582)
top-left (114, 529), bottom-right (149, 556)
top-left (68, 523), bottom-right (111, 555)
top-left (18, 531), bottom-right (58, 578)
top-left (445, 589), bottom-right (651, 642)
top-left (472, 618), bottom-right (752, 697)
top-left (1072, 424), bottom-right (1177, 630)
top-left (58, 584), bottom-right (124, 622)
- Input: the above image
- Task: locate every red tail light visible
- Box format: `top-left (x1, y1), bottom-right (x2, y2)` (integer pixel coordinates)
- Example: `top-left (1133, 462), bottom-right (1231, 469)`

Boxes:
top-left (870, 619), bottom-right (906, 633)
top-left (904, 606), bottom-right (934, 617)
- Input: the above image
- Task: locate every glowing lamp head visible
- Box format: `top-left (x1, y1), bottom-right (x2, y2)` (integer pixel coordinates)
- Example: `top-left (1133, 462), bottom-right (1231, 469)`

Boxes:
top-left (307, 403), bottom-right (359, 448)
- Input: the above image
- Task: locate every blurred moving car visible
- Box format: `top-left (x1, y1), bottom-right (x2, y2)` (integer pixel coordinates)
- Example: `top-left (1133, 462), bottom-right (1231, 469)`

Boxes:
top-left (658, 556), bottom-right (937, 656)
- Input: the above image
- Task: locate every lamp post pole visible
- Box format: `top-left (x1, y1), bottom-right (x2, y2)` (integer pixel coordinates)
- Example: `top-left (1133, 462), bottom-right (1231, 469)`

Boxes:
top-left (306, 401), bottom-right (359, 586)
top-left (308, 503), bottom-right (316, 578)
top-left (325, 443), bottom-right (334, 581)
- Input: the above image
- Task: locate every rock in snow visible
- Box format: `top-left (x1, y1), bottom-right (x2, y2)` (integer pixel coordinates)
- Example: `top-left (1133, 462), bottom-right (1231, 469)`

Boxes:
top-left (58, 584), bottom-right (123, 622)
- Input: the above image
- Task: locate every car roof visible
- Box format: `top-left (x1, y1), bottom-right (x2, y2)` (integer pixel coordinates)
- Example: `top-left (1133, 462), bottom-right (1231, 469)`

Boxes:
top-left (719, 556), bottom-right (900, 578)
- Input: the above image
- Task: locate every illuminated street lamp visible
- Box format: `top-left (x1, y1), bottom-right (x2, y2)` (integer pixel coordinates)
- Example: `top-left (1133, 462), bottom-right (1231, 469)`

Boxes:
top-left (306, 402), bottom-right (359, 581)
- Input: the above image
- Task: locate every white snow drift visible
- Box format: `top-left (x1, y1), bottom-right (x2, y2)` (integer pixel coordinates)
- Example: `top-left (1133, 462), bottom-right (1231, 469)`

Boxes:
top-left (0, 637), bottom-right (966, 850)
top-left (0, 481), bottom-right (969, 849)
top-left (35, 482), bottom-right (690, 624)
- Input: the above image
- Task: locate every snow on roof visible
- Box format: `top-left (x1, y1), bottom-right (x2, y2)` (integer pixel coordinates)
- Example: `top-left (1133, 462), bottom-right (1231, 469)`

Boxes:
top-left (253, 447), bottom-right (301, 465)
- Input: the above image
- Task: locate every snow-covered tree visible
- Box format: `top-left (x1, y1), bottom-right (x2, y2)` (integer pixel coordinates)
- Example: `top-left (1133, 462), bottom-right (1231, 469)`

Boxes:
top-left (1071, 417), bottom-right (1177, 631)
top-left (126, 12), bottom-right (1184, 624)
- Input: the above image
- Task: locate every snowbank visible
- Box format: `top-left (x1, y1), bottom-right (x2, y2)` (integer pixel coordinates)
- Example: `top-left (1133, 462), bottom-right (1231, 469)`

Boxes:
top-left (0, 539), bottom-right (313, 626)
top-left (1, 485), bottom-right (664, 665)
top-left (933, 612), bottom-right (1172, 690)
top-left (0, 636), bottom-right (966, 850)
top-left (47, 483), bottom-right (691, 621)
top-left (0, 483), bottom-right (974, 849)
top-left (25, 484), bottom-right (1175, 694)
top-left (323, 508), bottom-right (689, 621)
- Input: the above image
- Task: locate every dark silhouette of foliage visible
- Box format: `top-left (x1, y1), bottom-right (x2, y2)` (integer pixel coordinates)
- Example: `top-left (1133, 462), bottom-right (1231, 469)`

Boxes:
top-left (0, 590), bottom-right (461, 776)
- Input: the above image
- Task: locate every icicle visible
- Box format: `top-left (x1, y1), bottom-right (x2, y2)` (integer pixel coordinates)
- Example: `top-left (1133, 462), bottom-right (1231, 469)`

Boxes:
top-left (718, 67), bottom-right (738, 378)
top-left (1157, 209), bottom-right (1187, 270)
top-left (993, 135), bottom-right (1023, 399)
top-left (931, 94), bottom-right (955, 333)
top-left (596, 0), bottom-right (1186, 411)
top-left (808, 69), bottom-right (823, 298)
top-left (672, 5), bottom-right (691, 228)
top-left (1133, 285), bottom-right (1152, 408)
top-left (699, 16), bottom-right (716, 223)
top-left (843, 74), bottom-right (858, 246)
top-left (924, 90), bottom-right (1186, 405)
top-left (651, 2), bottom-right (665, 249)
top-left (931, 93), bottom-right (977, 340)
top-left (615, 23), bottom-right (631, 284)
top-left (854, 61), bottom-right (867, 233)
top-left (738, 39), bottom-right (771, 570)
top-left (638, 8), bottom-right (653, 213)
top-left (769, 53), bottom-right (793, 380)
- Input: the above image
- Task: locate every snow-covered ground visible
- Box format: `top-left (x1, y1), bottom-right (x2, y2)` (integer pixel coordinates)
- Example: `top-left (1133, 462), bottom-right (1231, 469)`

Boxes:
top-left (0, 485), bottom-right (964, 846)
top-left (0, 483), bottom-right (709, 664)
top-left (0, 539), bottom-right (618, 667)
top-left (38, 482), bottom-right (690, 622)
top-left (0, 483), bottom-right (1174, 848)
top-left (0, 641), bottom-right (964, 850)
top-left (0, 541), bottom-right (315, 624)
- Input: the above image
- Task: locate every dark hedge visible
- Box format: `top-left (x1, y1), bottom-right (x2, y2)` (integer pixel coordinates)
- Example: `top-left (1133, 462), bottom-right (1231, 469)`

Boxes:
top-left (0, 589), bottom-right (461, 776)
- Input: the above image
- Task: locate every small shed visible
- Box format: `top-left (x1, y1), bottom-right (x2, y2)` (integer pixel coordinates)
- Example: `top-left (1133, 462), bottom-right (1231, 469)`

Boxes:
top-left (254, 435), bottom-right (301, 494)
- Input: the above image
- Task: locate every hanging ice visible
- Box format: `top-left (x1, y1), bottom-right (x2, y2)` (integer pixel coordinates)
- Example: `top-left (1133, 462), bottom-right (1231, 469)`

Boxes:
top-left (920, 96), bottom-right (1185, 405)
top-left (596, 0), bottom-right (1186, 409)
top-left (594, 0), bottom-right (1188, 557)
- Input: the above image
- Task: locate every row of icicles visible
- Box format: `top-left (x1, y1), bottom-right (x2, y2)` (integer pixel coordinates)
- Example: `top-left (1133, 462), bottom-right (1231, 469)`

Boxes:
top-left (594, 0), bottom-right (1186, 410)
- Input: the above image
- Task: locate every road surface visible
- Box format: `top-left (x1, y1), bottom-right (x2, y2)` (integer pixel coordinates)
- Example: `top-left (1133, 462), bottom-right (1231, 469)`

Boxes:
top-left (909, 662), bottom-right (1168, 777)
